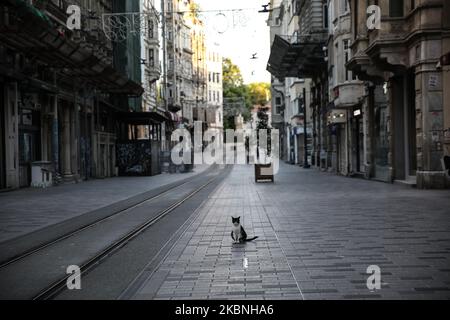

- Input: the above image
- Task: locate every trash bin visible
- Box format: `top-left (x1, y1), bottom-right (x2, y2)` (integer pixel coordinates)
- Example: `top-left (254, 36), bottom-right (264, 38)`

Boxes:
top-left (31, 161), bottom-right (53, 188)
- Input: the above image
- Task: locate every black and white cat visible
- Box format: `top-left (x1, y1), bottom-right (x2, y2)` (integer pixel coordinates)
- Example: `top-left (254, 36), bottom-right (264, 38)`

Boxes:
top-left (231, 216), bottom-right (258, 243)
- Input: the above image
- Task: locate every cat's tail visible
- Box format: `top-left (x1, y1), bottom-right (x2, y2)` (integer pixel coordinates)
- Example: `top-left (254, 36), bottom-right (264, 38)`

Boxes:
top-left (244, 236), bottom-right (258, 242)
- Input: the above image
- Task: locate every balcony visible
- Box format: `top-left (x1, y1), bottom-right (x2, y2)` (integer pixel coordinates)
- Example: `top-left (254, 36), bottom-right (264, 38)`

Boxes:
top-left (267, 33), bottom-right (327, 79)
top-left (0, 0), bottom-right (143, 96)
top-left (348, 2), bottom-right (445, 79)
top-left (332, 81), bottom-right (365, 108)
top-left (145, 64), bottom-right (161, 83)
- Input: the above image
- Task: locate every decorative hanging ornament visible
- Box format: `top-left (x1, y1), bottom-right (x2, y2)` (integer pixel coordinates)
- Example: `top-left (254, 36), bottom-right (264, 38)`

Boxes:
top-left (212, 12), bottom-right (228, 34)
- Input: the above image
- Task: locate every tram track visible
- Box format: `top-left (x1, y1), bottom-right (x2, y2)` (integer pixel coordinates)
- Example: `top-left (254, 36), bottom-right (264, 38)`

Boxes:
top-left (0, 165), bottom-right (230, 300)
top-left (0, 166), bottom-right (218, 269)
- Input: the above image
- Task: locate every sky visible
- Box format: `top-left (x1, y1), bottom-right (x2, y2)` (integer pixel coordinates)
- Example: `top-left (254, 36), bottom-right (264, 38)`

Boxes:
top-left (195, 0), bottom-right (272, 84)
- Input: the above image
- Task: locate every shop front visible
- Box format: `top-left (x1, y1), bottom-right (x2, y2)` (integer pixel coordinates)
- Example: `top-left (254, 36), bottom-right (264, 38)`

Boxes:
top-left (351, 106), bottom-right (364, 174)
top-left (116, 111), bottom-right (169, 176)
top-left (327, 109), bottom-right (347, 174)
top-left (18, 107), bottom-right (41, 187)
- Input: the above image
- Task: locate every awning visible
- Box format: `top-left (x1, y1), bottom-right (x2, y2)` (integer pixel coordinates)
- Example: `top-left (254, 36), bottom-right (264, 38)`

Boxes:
top-left (23, 78), bottom-right (59, 93)
top-left (117, 111), bottom-right (170, 125)
top-left (267, 34), bottom-right (326, 79)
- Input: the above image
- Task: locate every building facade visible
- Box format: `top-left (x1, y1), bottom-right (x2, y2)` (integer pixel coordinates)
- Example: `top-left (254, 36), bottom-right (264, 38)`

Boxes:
top-left (206, 45), bottom-right (224, 130)
top-left (188, 11), bottom-right (208, 126)
top-left (142, 0), bottom-right (161, 112)
top-left (327, 0), bottom-right (365, 175)
top-left (267, 0), bottom-right (286, 159)
top-left (347, 0), bottom-right (450, 188)
top-left (0, 0), bottom-right (144, 190)
top-left (268, 0), bottom-right (325, 166)
top-left (267, 0), bottom-right (450, 188)
top-left (165, 0), bottom-right (195, 126)
top-left (163, 0), bottom-right (213, 132)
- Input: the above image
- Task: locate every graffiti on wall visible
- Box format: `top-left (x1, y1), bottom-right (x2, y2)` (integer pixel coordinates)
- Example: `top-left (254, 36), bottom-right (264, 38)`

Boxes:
top-left (116, 141), bottom-right (152, 176)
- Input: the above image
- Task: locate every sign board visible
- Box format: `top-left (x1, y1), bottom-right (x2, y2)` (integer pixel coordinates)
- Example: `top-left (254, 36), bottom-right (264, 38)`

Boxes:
top-left (328, 109), bottom-right (347, 124)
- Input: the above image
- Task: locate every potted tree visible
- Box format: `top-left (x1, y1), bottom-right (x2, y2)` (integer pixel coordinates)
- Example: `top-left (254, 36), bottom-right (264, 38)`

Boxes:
top-left (254, 106), bottom-right (274, 183)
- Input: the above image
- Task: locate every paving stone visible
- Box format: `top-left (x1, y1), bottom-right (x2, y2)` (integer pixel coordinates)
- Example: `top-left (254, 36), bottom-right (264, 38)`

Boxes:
top-left (133, 163), bottom-right (450, 300)
top-left (0, 165), bottom-right (210, 242)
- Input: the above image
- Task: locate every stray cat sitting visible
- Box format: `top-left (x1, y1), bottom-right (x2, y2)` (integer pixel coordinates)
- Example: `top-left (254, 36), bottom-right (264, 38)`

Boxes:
top-left (231, 217), bottom-right (258, 244)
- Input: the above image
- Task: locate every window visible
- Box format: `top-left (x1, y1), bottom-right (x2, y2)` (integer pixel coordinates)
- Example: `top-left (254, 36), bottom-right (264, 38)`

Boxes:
top-left (390, 0), bottom-right (404, 17)
top-left (341, 0), bottom-right (348, 14)
top-left (353, 0), bottom-right (358, 40)
top-left (323, 4), bottom-right (329, 29)
top-left (335, 42), bottom-right (339, 82)
top-left (148, 20), bottom-right (154, 38)
top-left (148, 49), bottom-right (154, 67)
top-left (276, 97), bottom-right (282, 105)
top-left (344, 40), bottom-right (350, 81)
top-left (275, 96), bottom-right (282, 115)
top-left (293, 0), bottom-right (300, 15)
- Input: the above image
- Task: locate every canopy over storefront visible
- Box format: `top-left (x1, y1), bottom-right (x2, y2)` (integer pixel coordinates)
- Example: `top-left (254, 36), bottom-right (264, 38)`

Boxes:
top-left (267, 34), bottom-right (327, 79)
top-left (117, 111), bottom-right (171, 125)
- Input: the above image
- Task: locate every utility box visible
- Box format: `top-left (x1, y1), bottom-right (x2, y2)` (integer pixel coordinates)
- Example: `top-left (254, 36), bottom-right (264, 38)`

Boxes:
top-left (31, 161), bottom-right (53, 188)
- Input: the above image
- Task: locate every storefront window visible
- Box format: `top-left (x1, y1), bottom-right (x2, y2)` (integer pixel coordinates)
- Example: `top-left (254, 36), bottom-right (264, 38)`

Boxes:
top-left (19, 133), bottom-right (32, 163)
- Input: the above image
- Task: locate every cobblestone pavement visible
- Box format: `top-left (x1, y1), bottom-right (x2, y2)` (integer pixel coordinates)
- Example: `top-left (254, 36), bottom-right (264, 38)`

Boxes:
top-left (0, 165), bottom-right (209, 243)
top-left (133, 163), bottom-right (450, 300)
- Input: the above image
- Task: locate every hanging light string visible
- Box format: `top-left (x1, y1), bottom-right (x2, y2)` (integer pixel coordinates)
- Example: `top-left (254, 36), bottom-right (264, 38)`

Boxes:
top-left (110, 8), bottom-right (262, 16)
top-left (166, 8), bottom-right (260, 14)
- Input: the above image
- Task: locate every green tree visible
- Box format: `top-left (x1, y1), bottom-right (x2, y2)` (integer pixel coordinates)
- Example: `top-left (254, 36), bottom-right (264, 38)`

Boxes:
top-left (223, 58), bottom-right (244, 87)
top-left (188, 2), bottom-right (201, 19)
top-left (222, 58), bottom-right (252, 129)
top-left (248, 82), bottom-right (271, 107)
top-left (222, 59), bottom-right (272, 130)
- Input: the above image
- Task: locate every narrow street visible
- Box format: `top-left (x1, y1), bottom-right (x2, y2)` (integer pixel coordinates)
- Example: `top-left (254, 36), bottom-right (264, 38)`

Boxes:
top-left (1, 164), bottom-right (449, 300)
top-left (131, 164), bottom-right (450, 300)
top-left (1, 0), bottom-right (450, 308)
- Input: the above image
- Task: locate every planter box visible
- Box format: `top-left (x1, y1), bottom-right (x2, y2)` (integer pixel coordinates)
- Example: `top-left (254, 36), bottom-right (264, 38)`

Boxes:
top-left (255, 164), bottom-right (274, 183)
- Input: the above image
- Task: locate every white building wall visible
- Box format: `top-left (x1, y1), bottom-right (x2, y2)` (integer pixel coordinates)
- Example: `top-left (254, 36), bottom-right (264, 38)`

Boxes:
top-left (206, 44), bottom-right (223, 129)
